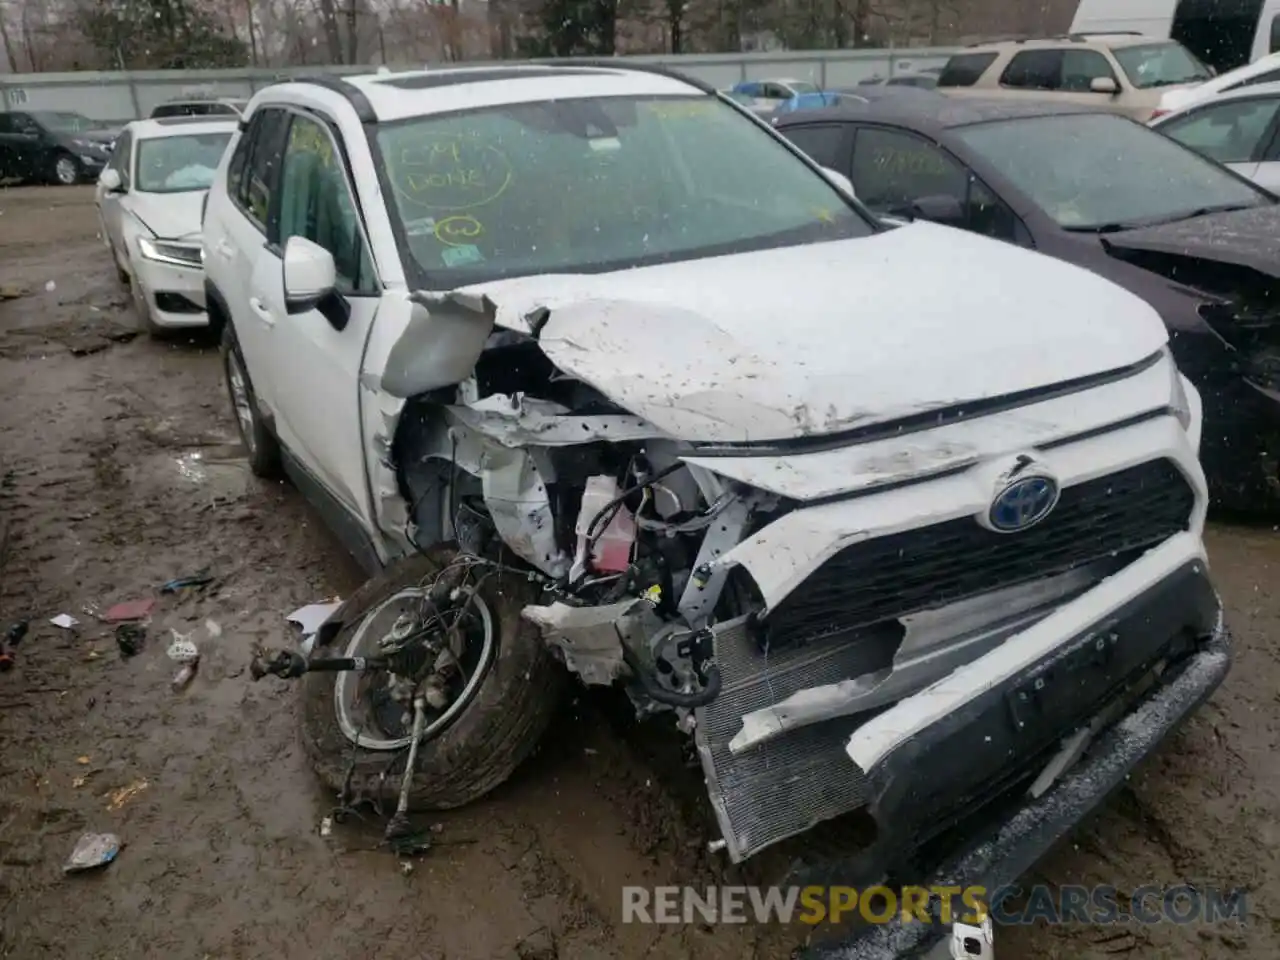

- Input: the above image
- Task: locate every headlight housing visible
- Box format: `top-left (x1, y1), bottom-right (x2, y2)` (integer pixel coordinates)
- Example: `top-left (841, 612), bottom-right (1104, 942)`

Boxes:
top-left (137, 236), bottom-right (203, 268)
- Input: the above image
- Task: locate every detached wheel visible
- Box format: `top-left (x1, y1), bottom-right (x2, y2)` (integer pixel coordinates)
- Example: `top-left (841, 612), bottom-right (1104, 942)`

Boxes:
top-left (49, 153), bottom-right (80, 186)
top-left (301, 547), bottom-right (566, 810)
top-left (221, 323), bottom-right (280, 478)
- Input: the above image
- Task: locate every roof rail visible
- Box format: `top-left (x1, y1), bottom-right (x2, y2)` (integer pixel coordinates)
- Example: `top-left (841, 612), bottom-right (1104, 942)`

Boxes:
top-left (291, 73), bottom-right (377, 123)
top-left (532, 58), bottom-right (715, 93)
top-left (1066, 30), bottom-right (1145, 37)
top-left (964, 34), bottom-right (1032, 47)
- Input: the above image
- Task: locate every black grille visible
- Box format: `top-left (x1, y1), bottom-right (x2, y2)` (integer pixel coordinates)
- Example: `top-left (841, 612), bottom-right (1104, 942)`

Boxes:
top-left (765, 459), bottom-right (1194, 647)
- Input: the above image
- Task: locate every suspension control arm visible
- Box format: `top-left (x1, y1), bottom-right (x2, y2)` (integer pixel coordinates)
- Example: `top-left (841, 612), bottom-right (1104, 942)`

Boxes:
top-left (249, 649), bottom-right (389, 681)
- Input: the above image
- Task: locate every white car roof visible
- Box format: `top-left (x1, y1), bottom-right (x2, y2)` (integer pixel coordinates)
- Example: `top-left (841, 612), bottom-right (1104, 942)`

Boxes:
top-left (1153, 78), bottom-right (1280, 122)
top-left (333, 65), bottom-right (704, 123)
top-left (1159, 50), bottom-right (1280, 111)
top-left (125, 116), bottom-right (240, 140)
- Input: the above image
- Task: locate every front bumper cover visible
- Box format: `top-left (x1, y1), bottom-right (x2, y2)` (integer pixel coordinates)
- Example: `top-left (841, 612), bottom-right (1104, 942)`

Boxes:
top-left (798, 560), bottom-right (1231, 960)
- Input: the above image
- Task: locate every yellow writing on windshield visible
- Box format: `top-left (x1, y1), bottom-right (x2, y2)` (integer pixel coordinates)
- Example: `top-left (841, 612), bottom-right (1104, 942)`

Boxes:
top-left (434, 215), bottom-right (484, 246)
top-left (393, 133), bottom-right (512, 211)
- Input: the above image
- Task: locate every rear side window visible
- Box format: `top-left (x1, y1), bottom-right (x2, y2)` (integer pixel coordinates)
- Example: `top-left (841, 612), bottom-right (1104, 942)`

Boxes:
top-left (226, 106), bottom-right (289, 232)
top-left (1001, 50), bottom-right (1065, 90)
top-left (779, 124), bottom-right (847, 169)
top-left (937, 52), bottom-right (998, 87)
top-left (1272, 15), bottom-right (1280, 54)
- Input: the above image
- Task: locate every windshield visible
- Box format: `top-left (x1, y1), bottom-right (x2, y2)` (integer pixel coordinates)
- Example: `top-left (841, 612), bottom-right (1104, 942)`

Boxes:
top-left (956, 113), bottom-right (1268, 231)
top-left (376, 95), bottom-right (870, 286)
top-left (787, 81), bottom-right (819, 94)
top-left (1113, 43), bottom-right (1212, 89)
top-left (135, 133), bottom-right (233, 193)
top-left (32, 111), bottom-right (95, 134)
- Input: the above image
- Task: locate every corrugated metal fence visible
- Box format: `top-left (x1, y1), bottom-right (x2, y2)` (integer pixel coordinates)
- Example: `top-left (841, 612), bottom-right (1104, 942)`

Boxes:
top-left (0, 48), bottom-right (960, 125)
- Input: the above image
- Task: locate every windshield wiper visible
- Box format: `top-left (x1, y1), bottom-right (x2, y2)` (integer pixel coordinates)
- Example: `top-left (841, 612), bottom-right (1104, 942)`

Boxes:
top-left (1068, 203), bottom-right (1259, 234)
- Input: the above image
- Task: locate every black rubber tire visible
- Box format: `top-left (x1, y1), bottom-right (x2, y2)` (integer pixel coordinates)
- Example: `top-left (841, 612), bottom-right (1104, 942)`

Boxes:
top-left (301, 547), bottom-right (566, 810)
top-left (220, 323), bottom-right (281, 478)
top-left (47, 152), bottom-right (80, 186)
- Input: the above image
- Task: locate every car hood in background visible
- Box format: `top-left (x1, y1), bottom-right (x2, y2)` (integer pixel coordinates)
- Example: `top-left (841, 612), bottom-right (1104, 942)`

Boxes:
top-left (451, 222), bottom-right (1169, 443)
top-left (1102, 204), bottom-right (1280, 278)
top-left (126, 191), bottom-right (206, 241)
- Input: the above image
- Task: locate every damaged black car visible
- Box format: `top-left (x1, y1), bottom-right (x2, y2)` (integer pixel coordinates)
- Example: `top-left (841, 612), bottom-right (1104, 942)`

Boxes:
top-left (775, 99), bottom-right (1280, 512)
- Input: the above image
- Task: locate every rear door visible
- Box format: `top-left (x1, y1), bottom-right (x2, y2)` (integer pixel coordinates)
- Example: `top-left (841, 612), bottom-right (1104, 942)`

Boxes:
top-left (1157, 93), bottom-right (1280, 184)
top-left (205, 107), bottom-right (290, 393)
top-left (5, 113), bottom-right (47, 180)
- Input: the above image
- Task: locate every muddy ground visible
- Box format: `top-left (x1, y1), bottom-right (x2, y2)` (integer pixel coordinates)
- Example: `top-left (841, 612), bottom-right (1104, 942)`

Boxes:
top-left (0, 184), bottom-right (1276, 960)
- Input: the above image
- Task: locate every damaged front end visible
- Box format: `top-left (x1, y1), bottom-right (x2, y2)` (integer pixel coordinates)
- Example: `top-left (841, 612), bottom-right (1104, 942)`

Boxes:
top-left (329, 284), bottom-right (1211, 873)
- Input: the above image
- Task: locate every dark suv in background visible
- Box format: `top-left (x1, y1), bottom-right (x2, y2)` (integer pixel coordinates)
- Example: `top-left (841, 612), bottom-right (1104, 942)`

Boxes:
top-left (0, 111), bottom-right (117, 185)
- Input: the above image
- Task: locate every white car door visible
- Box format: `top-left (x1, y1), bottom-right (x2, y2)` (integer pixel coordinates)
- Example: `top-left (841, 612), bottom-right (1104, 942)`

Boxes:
top-left (249, 110), bottom-right (380, 529)
top-left (205, 107), bottom-right (291, 394)
top-left (97, 130), bottom-right (132, 263)
top-left (1156, 94), bottom-right (1280, 185)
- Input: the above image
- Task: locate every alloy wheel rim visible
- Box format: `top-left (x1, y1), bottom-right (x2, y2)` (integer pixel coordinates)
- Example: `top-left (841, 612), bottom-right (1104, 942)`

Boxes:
top-left (226, 353), bottom-right (257, 456)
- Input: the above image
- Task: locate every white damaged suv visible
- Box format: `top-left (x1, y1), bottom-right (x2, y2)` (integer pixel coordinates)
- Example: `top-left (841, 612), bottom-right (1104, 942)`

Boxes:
top-left (201, 63), bottom-right (1230, 959)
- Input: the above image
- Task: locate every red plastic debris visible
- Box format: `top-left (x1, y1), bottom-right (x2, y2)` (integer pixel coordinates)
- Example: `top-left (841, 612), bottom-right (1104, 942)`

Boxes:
top-left (102, 598), bottom-right (157, 623)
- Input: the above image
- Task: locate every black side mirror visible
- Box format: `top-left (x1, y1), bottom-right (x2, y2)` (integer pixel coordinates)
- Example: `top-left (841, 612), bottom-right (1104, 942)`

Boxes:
top-left (910, 193), bottom-right (965, 224)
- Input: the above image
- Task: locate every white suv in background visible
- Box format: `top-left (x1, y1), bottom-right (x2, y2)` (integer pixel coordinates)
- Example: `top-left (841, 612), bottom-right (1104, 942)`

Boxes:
top-left (200, 64), bottom-right (1229, 960)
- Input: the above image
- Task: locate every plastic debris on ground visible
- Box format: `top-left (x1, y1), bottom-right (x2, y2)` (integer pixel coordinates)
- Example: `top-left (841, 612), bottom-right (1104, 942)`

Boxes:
top-left (159, 572), bottom-right (214, 594)
top-left (167, 629), bottom-right (200, 690)
top-left (102, 598), bottom-right (157, 623)
top-left (286, 599), bottom-right (342, 656)
top-left (50, 614), bottom-right (79, 629)
top-left (63, 833), bottom-right (121, 874)
top-left (115, 623), bottom-right (145, 658)
top-left (106, 779), bottom-right (149, 811)
top-left (319, 817), bottom-right (333, 838)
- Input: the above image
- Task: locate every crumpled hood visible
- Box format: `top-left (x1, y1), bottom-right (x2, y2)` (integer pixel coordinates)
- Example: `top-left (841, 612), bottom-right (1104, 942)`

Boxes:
top-left (453, 222), bottom-right (1168, 443)
top-left (1102, 203), bottom-right (1280, 278)
top-left (126, 191), bottom-right (206, 241)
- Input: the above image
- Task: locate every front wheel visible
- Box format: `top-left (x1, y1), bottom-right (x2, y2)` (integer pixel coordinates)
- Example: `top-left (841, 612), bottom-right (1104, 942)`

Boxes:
top-left (49, 153), bottom-right (80, 186)
top-left (301, 548), bottom-right (565, 810)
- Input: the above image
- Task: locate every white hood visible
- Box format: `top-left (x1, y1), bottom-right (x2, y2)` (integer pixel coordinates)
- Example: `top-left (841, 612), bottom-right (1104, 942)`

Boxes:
top-left (125, 191), bottom-right (206, 241)
top-left (452, 222), bottom-right (1169, 444)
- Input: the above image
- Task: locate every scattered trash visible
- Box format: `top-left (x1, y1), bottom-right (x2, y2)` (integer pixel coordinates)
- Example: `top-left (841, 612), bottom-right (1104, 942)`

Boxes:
top-left (160, 572), bottom-right (214, 594)
top-left (286, 599), bottom-right (342, 656)
top-left (106, 779), bottom-right (149, 811)
top-left (204, 619), bottom-right (222, 639)
top-left (168, 629), bottom-right (200, 690)
top-left (319, 817), bottom-right (333, 838)
top-left (0, 621), bottom-right (29, 671)
top-left (388, 831), bottom-right (434, 857)
top-left (72, 771), bottom-right (96, 789)
top-left (175, 452), bottom-right (206, 483)
top-left (171, 663), bottom-right (197, 690)
top-left (63, 833), bottom-right (121, 874)
top-left (76, 756), bottom-right (90, 765)
top-left (50, 614), bottom-right (79, 630)
top-left (115, 624), bottom-right (145, 658)
top-left (166, 631), bottom-right (199, 664)
top-left (0, 283), bottom-right (30, 302)
top-left (103, 598), bottom-right (156, 623)
top-left (43, 280), bottom-right (56, 293)
top-left (399, 860), bottom-right (414, 876)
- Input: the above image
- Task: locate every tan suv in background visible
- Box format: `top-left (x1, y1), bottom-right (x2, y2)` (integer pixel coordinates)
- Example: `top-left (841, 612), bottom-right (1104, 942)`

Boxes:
top-left (936, 33), bottom-right (1214, 121)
